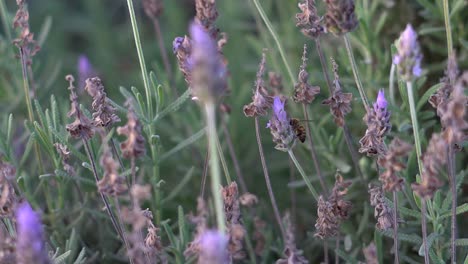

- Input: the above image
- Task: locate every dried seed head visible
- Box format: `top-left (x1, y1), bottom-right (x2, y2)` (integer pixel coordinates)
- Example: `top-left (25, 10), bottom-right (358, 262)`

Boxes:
top-left (239, 193), bottom-right (258, 207)
top-left (393, 24), bottom-right (423, 81)
top-left (362, 243), bottom-right (378, 264)
top-left (84, 77), bottom-right (120, 127)
top-left (368, 184), bottom-right (394, 230)
top-left (198, 230), bottom-right (229, 264)
top-left (269, 72), bottom-right (284, 94)
top-left (13, 0), bottom-right (40, 65)
top-left (222, 182), bottom-right (245, 260)
top-left (267, 96), bottom-right (296, 151)
top-left (117, 100), bottom-right (146, 159)
top-left (359, 89), bottom-right (391, 156)
top-left (296, 0), bottom-right (324, 39)
top-left (54, 143), bottom-right (75, 176)
top-left (252, 217), bottom-right (266, 256)
top-left (315, 174), bottom-right (352, 239)
top-left (441, 72), bottom-right (468, 145)
top-left (276, 212), bottom-right (308, 264)
top-left (243, 52), bottom-right (274, 117)
top-left (142, 0), bottom-right (163, 19)
top-left (98, 137), bottom-right (127, 196)
top-left (322, 59), bottom-right (352, 127)
top-left (185, 197), bottom-right (209, 259)
top-left (195, 0), bottom-right (219, 38)
top-left (0, 227), bottom-right (16, 264)
top-left (173, 36), bottom-right (193, 85)
top-left (65, 75), bottom-right (94, 140)
top-left (190, 22), bottom-right (228, 103)
top-left (412, 133), bottom-right (446, 199)
top-left (15, 203), bottom-right (50, 264)
top-left (145, 224), bottom-right (163, 252)
top-left (324, 0), bottom-right (358, 35)
top-left (293, 45), bottom-right (320, 104)
top-left (0, 160), bottom-right (17, 217)
top-left (377, 138), bottom-right (412, 192)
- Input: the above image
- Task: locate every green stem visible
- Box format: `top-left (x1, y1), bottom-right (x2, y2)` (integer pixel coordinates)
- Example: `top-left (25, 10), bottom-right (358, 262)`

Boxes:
top-left (343, 35), bottom-right (370, 112)
top-left (250, 0), bottom-right (295, 85)
top-left (215, 132), bottom-right (232, 184)
top-left (287, 149), bottom-right (319, 201)
top-left (126, 0), bottom-right (153, 119)
top-left (205, 103), bottom-right (226, 232)
top-left (405, 81), bottom-right (423, 176)
top-left (0, 0), bottom-right (12, 43)
top-left (443, 0), bottom-right (453, 57)
top-left (389, 63), bottom-right (396, 106)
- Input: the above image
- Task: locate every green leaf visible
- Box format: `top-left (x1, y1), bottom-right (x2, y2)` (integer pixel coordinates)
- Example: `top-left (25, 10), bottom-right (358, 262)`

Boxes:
top-left (374, 229), bottom-right (383, 264)
top-left (153, 89), bottom-right (190, 123)
top-left (440, 203), bottom-right (468, 219)
top-left (418, 232), bottom-right (439, 256)
top-left (384, 197), bottom-right (421, 219)
top-left (335, 248), bottom-right (358, 264)
top-left (53, 250), bottom-right (71, 264)
top-left (159, 127), bottom-right (206, 162)
top-left (380, 230), bottom-right (422, 244)
top-left (178, 206), bottom-right (187, 248)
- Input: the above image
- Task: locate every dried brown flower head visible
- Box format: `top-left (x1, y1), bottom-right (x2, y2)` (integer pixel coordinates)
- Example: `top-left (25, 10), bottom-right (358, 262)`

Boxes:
top-left (293, 45), bottom-right (320, 104)
top-left (362, 242), bottom-right (378, 264)
top-left (195, 0), bottom-right (219, 38)
top-left (222, 182), bottom-right (246, 260)
top-left (0, 160), bottom-right (17, 217)
top-left (117, 100), bottom-right (146, 159)
top-left (239, 193), bottom-right (258, 207)
top-left (65, 75), bottom-right (94, 139)
top-left (296, 0), bottom-right (324, 39)
top-left (412, 133), bottom-right (446, 199)
top-left (185, 197), bottom-right (209, 259)
top-left (142, 0), bottom-right (163, 19)
top-left (97, 138), bottom-right (127, 196)
top-left (441, 71), bottom-right (468, 145)
top-left (173, 36), bottom-right (193, 85)
top-left (269, 72), bottom-right (284, 94)
top-left (369, 184), bottom-right (394, 230)
top-left (429, 54), bottom-right (458, 118)
top-left (322, 59), bottom-right (352, 127)
top-left (244, 52), bottom-right (274, 117)
top-left (0, 228), bottom-right (16, 264)
top-left (84, 77), bottom-right (120, 127)
top-left (277, 212), bottom-right (308, 264)
top-left (377, 138), bottom-right (412, 192)
top-left (54, 143), bottom-right (75, 176)
top-left (324, 0), bottom-right (358, 35)
top-left (315, 173), bottom-right (352, 239)
top-left (13, 0), bottom-right (40, 65)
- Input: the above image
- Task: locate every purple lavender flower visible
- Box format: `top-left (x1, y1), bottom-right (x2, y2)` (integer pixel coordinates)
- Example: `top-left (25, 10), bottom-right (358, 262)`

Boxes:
top-left (16, 203), bottom-right (50, 264)
top-left (374, 89), bottom-right (387, 112)
top-left (190, 22), bottom-right (227, 103)
top-left (393, 24), bottom-right (423, 81)
top-left (198, 230), bottom-right (229, 264)
top-left (267, 96), bottom-right (296, 151)
top-left (77, 55), bottom-right (95, 90)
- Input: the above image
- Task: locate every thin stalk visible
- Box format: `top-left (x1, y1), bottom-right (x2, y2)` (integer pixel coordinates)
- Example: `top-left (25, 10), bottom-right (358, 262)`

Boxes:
top-left (343, 35), bottom-right (370, 112)
top-left (448, 145), bottom-right (457, 263)
top-left (82, 138), bottom-right (127, 247)
top-left (393, 191), bottom-right (400, 264)
top-left (421, 200), bottom-right (430, 264)
top-left (324, 242), bottom-right (329, 264)
top-left (200, 148), bottom-right (209, 199)
top-left (205, 103), bottom-right (226, 232)
top-left (335, 234), bottom-right (340, 264)
top-left (126, 0), bottom-right (153, 118)
top-left (254, 117), bottom-right (286, 240)
top-left (215, 132), bottom-right (232, 184)
top-left (288, 157), bottom-right (297, 224)
top-left (443, 0), bottom-right (453, 57)
top-left (151, 17), bottom-right (175, 93)
top-left (389, 63), bottom-right (396, 106)
top-left (287, 149), bottom-right (319, 201)
top-left (222, 120), bottom-right (248, 193)
top-left (0, 0), bottom-right (12, 42)
top-left (113, 197), bottom-right (136, 264)
top-left (315, 38), bottom-right (364, 182)
top-left (250, 0), bottom-right (295, 85)
top-left (19, 48), bottom-right (35, 132)
top-left (130, 157), bottom-right (136, 187)
top-left (302, 104), bottom-right (328, 195)
top-left (406, 82), bottom-right (424, 176)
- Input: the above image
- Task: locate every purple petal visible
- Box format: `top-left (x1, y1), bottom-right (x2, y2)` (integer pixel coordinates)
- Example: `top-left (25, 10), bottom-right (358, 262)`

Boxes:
top-left (376, 89), bottom-right (387, 110)
top-left (273, 96), bottom-right (287, 122)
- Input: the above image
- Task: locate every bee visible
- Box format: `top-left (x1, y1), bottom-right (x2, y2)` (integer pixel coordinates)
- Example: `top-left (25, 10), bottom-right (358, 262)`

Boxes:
top-left (290, 118), bottom-right (306, 143)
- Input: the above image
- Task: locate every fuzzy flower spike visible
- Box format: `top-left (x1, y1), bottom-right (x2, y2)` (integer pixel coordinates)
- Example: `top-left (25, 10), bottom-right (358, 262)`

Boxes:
top-left (267, 96), bottom-right (296, 151)
top-left (393, 24), bottom-right (422, 81)
top-left (190, 22), bottom-right (227, 103)
top-left (16, 203), bottom-right (51, 264)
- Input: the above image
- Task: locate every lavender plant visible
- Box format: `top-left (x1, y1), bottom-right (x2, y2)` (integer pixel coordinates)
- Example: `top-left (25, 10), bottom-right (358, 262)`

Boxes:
top-left (0, 0), bottom-right (466, 263)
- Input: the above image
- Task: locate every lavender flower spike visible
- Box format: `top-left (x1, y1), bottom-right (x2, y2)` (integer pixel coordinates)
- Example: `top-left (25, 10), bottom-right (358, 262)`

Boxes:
top-left (375, 89), bottom-right (387, 111)
top-left (393, 24), bottom-right (423, 81)
top-left (198, 230), bottom-right (229, 264)
top-left (190, 22), bottom-right (227, 103)
top-left (16, 203), bottom-right (50, 264)
top-left (267, 96), bottom-right (296, 151)
top-left (77, 55), bottom-right (95, 89)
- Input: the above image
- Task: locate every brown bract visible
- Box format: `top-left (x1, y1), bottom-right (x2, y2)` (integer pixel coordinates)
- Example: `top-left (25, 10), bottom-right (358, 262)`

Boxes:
top-left (295, 0), bottom-right (324, 39)
top-left (13, 0), bottom-right (40, 65)
top-left (85, 77), bottom-right (120, 128)
top-left (293, 45), bottom-right (320, 104)
top-left (117, 101), bottom-right (146, 159)
top-left (377, 138), bottom-right (412, 192)
top-left (0, 160), bottom-right (17, 217)
top-left (98, 140), bottom-right (127, 196)
top-left (65, 75), bottom-right (94, 140)
top-left (243, 52), bottom-right (274, 117)
top-left (369, 185), bottom-right (394, 230)
top-left (276, 212), bottom-right (308, 264)
top-left (195, 0), bottom-right (219, 38)
top-left (222, 182), bottom-right (246, 260)
top-left (324, 0), bottom-right (358, 35)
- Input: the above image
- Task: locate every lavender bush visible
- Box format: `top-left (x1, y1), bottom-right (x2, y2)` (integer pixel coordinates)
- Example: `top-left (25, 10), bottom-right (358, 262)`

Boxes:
top-left (0, 0), bottom-right (467, 263)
